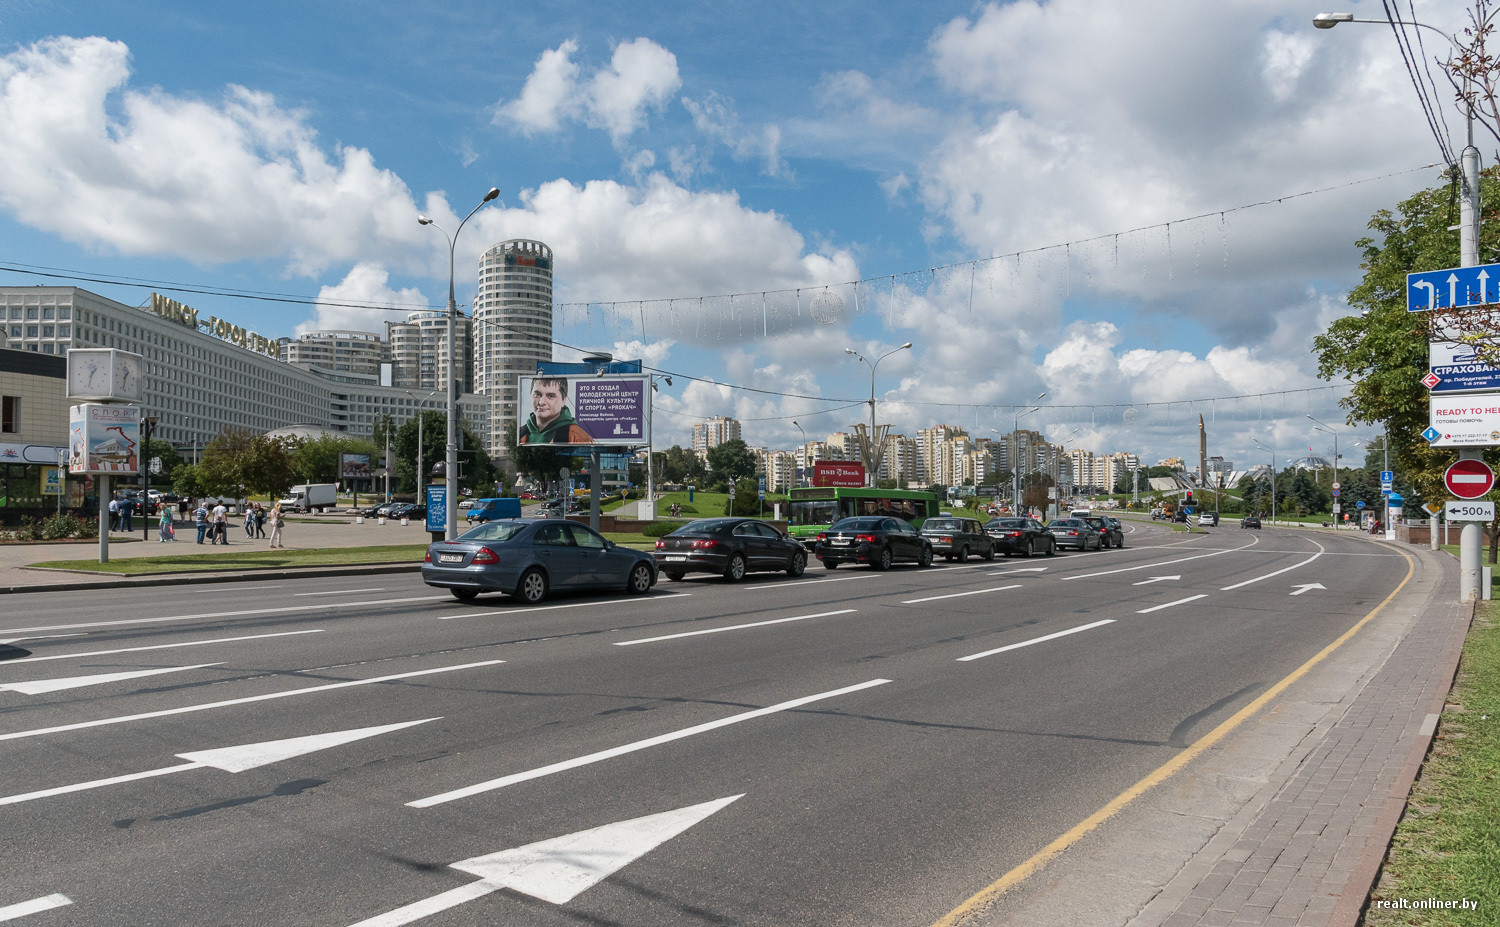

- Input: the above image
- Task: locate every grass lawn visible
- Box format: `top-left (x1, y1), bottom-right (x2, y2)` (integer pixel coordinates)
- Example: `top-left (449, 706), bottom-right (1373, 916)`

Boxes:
top-left (29, 544), bottom-right (430, 575)
top-left (1364, 597), bottom-right (1500, 925)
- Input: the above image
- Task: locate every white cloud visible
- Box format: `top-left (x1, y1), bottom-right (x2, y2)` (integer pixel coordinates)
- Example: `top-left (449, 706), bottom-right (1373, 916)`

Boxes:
top-left (495, 37), bottom-right (680, 145)
top-left (682, 91), bottom-right (788, 178)
top-left (496, 39), bottom-right (583, 134)
top-left (301, 263), bottom-right (428, 335)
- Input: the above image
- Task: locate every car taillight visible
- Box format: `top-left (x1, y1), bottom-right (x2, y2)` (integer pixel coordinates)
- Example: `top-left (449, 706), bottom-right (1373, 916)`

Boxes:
top-left (855, 534), bottom-right (878, 543)
top-left (655, 539), bottom-right (666, 549)
top-left (816, 533), bottom-right (827, 542)
top-left (424, 549), bottom-right (431, 562)
top-left (939, 536), bottom-right (953, 543)
top-left (691, 539), bottom-right (720, 550)
top-left (1007, 531), bottom-right (1021, 537)
top-left (472, 548), bottom-right (500, 565)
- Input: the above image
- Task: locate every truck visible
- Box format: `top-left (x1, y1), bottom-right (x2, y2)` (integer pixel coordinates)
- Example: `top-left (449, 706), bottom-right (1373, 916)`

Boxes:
top-left (278, 483), bottom-right (338, 513)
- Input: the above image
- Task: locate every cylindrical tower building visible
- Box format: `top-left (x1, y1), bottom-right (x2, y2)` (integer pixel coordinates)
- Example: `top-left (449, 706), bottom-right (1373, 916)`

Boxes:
top-left (474, 239), bottom-right (554, 454)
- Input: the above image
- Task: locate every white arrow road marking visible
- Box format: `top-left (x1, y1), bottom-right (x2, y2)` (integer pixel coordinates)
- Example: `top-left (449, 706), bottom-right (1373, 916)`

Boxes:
top-left (903, 585), bottom-right (1022, 604)
top-left (0, 660), bottom-right (502, 743)
top-left (0, 719), bottom-right (439, 807)
top-left (1131, 575), bottom-right (1181, 586)
top-left (986, 567), bottom-right (1048, 575)
top-left (351, 796), bottom-right (742, 925)
top-left (1219, 539), bottom-right (1325, 591)
top-left (957, 620), bottom-right (1116, 662)
top-left (0, 894), bottom-right (72, 922)
top-left (0, 663), bottom-right (223, 695)
top-left (613, 610), bottom-right (855, 646)
top-left (1064, 536), bottom-right (1260, 582)
top-left (1290, 583), bottom-right (1326, 596)
top-left (0, 630), bottom-right (324, 665)
top-left (1136, 594), bottom-right (1209, 614)
top-left (409, 679), bottom-right (890, 807)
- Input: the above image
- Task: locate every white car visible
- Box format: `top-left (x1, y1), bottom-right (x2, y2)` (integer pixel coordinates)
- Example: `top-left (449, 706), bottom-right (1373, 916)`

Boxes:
top-left (1198, 512), bottom-right (1219, 527)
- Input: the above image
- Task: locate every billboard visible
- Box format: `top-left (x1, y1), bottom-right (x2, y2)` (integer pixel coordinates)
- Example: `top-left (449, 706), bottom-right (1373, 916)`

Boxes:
top-left (813, 461), bottom-right (866, 487)
top-left (338, 452), bottom-right (373, 480)
top-left (1429, 392), bottom-right (1500, 447)
top-left (517, 375), bottom-right (648, 446)
top-left (68, 403), bottom-right (141, 474)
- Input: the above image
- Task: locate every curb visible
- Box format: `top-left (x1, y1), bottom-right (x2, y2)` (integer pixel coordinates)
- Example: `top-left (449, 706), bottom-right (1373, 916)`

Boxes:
top-left (1, 562), bottom-right (422, 595)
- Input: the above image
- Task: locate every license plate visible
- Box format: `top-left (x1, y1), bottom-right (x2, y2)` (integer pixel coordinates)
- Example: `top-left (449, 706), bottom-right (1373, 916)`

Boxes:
top-left (438, 553), bottom-right (463, 564)
top-left (833, 538), bottom-right (850, 545)
top-left (663, 555), bottom-right (687, 561)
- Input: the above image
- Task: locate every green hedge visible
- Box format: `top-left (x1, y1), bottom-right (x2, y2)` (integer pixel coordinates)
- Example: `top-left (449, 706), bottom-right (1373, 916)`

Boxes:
top-left (642, 520), bottom-right (688, 537)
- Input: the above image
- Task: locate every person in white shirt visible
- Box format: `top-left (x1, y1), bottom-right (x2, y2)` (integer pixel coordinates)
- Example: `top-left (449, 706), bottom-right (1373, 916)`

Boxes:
top-left (211, 503), bottom-right (228, 545)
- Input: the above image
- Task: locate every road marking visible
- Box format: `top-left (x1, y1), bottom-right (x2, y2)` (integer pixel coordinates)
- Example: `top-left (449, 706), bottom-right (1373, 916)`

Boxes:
top-left (0, 595), bottom-right (448, 635)
top-left (408, 678), bottom-right (891, 807)
top-left (1219, 539), bottom-right (1325, 591)
top-left (0, 718), bottom-right (438, 807)
top-left (1063, 537), bottom-right (1259, 582)
top-left (0, 894), bottom-right (72, 922)
top-left (931, 547), bottom-right (1417, 927)
top-left (744, 576), bottom-right (864, 590)
top-left (350, 797), bottom-right (742, 924)
top-left (0, 634), bottom-right (87, 645)
top-left (986, 567), bottom-right (1048, 575)
top-left (1132, 575), bottom-right (1181, 586)
top-left (0, 630), bottom-right (324, 665)
top-left (436, 593), bottom-right (691, 620)
top-left (0, 663), bottom-right (224, 695)
top-left (1136, 594), bottom-right (1209, 614)
top-left (956, 620), bottom-right (1115, 662)
top-left (1290, 583), bottom-right (1326, 596)
top-left (0, 660), bottom-right (502, 743)
top-left (903, 585), bottom-right (1022, 604)
top-left (295, 588), bottom-right (384, 596)
top-left (614, 610), bottom-right (855, 646)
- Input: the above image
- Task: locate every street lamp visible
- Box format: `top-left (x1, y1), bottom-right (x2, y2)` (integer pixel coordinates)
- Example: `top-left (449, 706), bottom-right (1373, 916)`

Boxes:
top-left (791, 419), bottom-right (808, 487)
top-left (1012, 392), bottom-right (1047, 515)
top-left (844, 342), bottom-right (912, 487)
top-left (1307, 413), bottom-right (1343, 529)
top-left (1050, 428), bottom-right (1079, 520)
top-left (404, 389), bottom-right (440, 499)
top-left (645, 375), bottom-right (671, 517)
top-left (1252, 438), bottom-right (1277, 525)
top-left (419, 187), bottom-right (500, 540)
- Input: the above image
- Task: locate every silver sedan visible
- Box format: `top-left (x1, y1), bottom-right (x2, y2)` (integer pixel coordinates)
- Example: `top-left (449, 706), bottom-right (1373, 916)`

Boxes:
top-left (423, 519), bottom-right (657, 603)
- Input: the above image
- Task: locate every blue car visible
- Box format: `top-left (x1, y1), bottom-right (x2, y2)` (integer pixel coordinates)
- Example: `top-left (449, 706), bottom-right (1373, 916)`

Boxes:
top-left (422, 519), bottom-right (657, 603)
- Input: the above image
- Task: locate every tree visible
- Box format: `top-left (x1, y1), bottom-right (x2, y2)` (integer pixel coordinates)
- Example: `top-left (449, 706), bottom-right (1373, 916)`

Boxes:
top-left (142, 438), bottom-right (182, 483)
top-left (288, 434), bottom-right (378, 484)
top-left (171, 463), bottom-right (209, 500)
top-left (706, 439), bottom-right (756, 483)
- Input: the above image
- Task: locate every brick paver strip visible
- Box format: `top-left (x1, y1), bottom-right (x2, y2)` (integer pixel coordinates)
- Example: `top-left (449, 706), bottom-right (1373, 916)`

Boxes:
top-left (1159, 549), bottom-right (1470, 926)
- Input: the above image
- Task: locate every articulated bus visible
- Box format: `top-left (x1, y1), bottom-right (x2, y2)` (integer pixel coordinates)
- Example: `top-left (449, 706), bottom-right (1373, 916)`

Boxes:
top-left (785, 486), bottom-right (945, 548)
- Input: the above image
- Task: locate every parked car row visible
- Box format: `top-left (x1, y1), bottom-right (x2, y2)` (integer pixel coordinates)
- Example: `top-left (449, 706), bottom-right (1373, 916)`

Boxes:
top-left (357, 501), bottom-right (426, 520)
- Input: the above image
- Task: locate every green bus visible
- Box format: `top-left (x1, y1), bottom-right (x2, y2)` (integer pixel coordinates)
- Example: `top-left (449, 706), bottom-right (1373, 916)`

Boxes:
top-left (785, 486), bottom-right (945, 547)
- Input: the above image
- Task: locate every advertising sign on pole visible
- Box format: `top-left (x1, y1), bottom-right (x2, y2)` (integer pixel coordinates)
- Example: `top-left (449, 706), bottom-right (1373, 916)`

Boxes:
top-left (517, 375), bottom-right (647, 446)
top-left (338, 452), bottom-right (372, 480)
top-left (68, 403), bottom-right (141, 474)
top-left (811, 462), bottom-right (866, 487)
top-left (1428, 392), bottom-right (1500, 446)
top-left (1427, 341), bottom-right (1500, 393)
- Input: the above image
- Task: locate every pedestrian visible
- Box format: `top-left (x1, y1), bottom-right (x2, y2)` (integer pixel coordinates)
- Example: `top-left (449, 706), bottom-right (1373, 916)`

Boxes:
top-left (158, 506), bottom-right (175, 542)
top-left (107, 495), bottom-right (120, 532)
top-left (268, 503), bottom-right (284, 548)
top-left (244, 506), bottom-right (256, 538)
top-left (212, 501), bottom-right (228, 544)
top-left (179, 497), bottom-right (189, 521)
top-left (120, 496), bottom-right (134, 532)
top-left (194, 501), bottom-right (209, 544)
top-left (254, 503), bottom-right (267, 539)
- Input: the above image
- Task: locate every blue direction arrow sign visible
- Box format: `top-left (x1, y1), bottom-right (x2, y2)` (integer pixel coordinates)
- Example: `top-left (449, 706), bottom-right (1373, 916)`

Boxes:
top-left (1408, 263), bottom-right (1500, 311)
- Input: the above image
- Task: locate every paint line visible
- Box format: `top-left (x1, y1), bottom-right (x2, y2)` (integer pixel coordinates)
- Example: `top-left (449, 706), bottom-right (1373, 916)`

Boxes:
top-left (295, 588), bottom-right (384, 597)
top-left (956, 620), bottom-right (1115, 662)
top-left (0, 663), bottom-right (224, 695)
top-left (1136, 594), bottom-right (1209, 614)
top-left (931, 547), bottom-right (1418, 927)
top-left (903, 585), bottom-right (1022, 604)
top-left (1219, 539), bottom-right (1326, 590)
top-left (744, 576), bottom-right (864, 590)
top-left (0, 894), bottom-right (73, 923)
top-left (0, 660), bottom-right (503, 743)
top-left (1, 630), bottom-right (325, 664)
top-left (437, 593), bottom-right (691, 620)
top-left (408, 677), bottom-right (892, 807)
top-left (0, 761), bottom-right (203, 807)
top-left (347, 882), bottom-right (496, 927)
top-left (0, 634), bottom-right (87, 645)
top-left (614, 610), bottom-right (855, 646)
top-left (0, 595), bottom-right (448, 635)
top-left (1063, 536), bottom-right (1259, 582)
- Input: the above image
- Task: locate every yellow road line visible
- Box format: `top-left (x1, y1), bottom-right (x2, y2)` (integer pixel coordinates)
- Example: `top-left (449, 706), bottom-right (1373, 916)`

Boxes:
top-left (931, 546), bottom-right (1417, 927)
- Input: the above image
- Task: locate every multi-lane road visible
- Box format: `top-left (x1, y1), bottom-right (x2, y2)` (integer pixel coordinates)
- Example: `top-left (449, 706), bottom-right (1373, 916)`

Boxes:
top-left (0, 521), bottom-right (1416, 926)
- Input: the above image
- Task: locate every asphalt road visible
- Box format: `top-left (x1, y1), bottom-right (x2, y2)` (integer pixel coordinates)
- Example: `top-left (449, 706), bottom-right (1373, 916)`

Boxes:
top-left (0, 521), bottom-right (1413, 926)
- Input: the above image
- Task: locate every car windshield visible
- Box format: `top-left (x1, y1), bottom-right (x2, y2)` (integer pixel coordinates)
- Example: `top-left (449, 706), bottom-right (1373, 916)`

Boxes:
top-left (668, 519), bottom-right (736, 535)
top-left (923, 519), bottom-right (964, 531)
top-left (831, 517), bottom-right (884, 532)
top-left (1048, 520), bottom-right (1082, 528)
top-left (459, 521), bottom-right (527, 542)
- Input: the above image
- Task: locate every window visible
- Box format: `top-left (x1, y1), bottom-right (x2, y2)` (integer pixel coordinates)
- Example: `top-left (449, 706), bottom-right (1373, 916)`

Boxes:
top-left (1, 396), bottom-right (18, 433)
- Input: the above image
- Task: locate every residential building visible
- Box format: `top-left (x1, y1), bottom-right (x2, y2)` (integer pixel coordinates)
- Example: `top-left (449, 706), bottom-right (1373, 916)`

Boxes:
top-left (281, 330), bottom-right (389, 380)
top-left (693, 416), bottom-right (742, 454)
top-left (473, 239), bottom-right (554, 455)
top-left (385, 310), bottom-right (473, 395)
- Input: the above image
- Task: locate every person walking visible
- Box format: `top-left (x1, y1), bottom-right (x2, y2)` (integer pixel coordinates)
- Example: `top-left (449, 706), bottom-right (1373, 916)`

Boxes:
top-left (254, 503), bottom-right (267, 539)
top-left (107, 495), bottom-right (120, 532)
top-left (267, 503), bottom-right (285, 548)
top-left (244, 506), bottom-right (256, 538)
top-left (194, 501), bottom-right (209, 544)
top-left (211, 501), bottom-right (228, 545)
top-left (120, 495), bottom-right (134, 532)
top-left (158, 505), bottom-right (175, 542)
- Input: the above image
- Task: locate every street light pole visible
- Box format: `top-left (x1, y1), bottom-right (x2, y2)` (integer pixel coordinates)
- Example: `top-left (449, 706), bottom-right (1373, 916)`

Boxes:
top-left (419, 187), bottom-right (499, 540)
top-left (1307, 414), bottom-right (1342, 529)
top-left (1253, 438), bottom-right (1277, 525)
top-left (844, 343), bottom-right (912, 487)
top-left (791, 420), bottom-right (808, 487)
top-left (1012, 392), bottom-right (1047, 516)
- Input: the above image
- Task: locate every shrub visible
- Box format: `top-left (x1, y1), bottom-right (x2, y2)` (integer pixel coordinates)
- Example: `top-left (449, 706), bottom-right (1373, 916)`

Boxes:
top-left (642, 520), bottom-right (687, 537)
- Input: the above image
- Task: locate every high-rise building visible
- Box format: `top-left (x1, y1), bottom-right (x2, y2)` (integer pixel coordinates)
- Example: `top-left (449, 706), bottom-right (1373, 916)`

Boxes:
top-left (473, 239), bottom-right (554, 455)
top-left (281, 330), bottom-right (389, 379)
top-left (693, 416), bottom-right (742, 454)
top-left (386, 310), bottom-right (472, 394)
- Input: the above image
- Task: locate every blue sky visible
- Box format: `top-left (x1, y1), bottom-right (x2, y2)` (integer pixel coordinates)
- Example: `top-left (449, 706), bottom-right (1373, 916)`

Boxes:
top-left (0, 1), bottom-right (1466, 467)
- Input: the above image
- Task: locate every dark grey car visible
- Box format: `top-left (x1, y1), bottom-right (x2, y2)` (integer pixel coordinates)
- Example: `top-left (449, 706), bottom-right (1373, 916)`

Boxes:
top-left (423, 519), bottom-right (657, 603)
top-left (919, 516), bottom-right (995, 562)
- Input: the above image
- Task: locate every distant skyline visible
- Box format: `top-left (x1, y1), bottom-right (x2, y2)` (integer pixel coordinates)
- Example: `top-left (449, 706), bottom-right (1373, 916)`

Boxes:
top-left (0, 1), bottom-right (1457, 467)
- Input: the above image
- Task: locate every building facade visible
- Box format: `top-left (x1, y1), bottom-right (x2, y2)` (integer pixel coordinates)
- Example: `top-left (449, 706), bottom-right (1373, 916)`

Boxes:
top-left (473, 240), bottom-right (554, 455)
top-left (692, 416), bottom-right (743, 455)
top-left (385, 310), bottom-right (473, 395)
top-left (281, 330), bottom-right (389, 379)
top-left (0, 346), bottom-right (75, 524)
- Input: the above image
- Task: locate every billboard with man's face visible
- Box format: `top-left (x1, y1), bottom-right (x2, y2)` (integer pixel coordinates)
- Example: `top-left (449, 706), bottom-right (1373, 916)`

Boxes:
top-left (517, 375), bottom-right (648, 447)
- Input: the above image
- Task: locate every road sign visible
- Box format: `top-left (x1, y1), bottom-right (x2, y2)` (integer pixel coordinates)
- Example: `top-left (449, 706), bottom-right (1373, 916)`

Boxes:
top-left (1424, 501), bottom-right (1445, 515)
top-left (1332, 488), bottom-right (1341, 497)
top-left (1356, 500), bottom-right (1366, 509)
top-left (1446, 500), bottom-right (1495, 521)
top-left (1429, 341), bottom-right (1500, 393)
top-left (1423, 371), bottom-right (1442, 389)
top-left (1183, 506), bottom-right (1194, 515)
top-left (1445, 459), bottom-right (1496, 498)
top-left (1380, 470), bottom-right (1394, 482)
top-left (1333, 503), bottom-right (1342, 513)
top-left (1408, 262), bottom-right (1500, 311)
top-left (1429, 392), bottom-right (1500, 446)
top-left (1332, 481), bottom-right (1341, 490)
top-left (1423, 425), bottom-right (1443, 443)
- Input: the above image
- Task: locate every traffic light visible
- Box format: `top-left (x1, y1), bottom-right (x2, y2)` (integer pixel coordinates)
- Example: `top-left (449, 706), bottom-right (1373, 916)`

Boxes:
top-left (1185, 491), bottom-right (1194, 506)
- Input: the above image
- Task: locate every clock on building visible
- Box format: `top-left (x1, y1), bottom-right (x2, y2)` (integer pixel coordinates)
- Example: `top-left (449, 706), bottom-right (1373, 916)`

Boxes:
top-left (66, 348), bottom-right (145, 402)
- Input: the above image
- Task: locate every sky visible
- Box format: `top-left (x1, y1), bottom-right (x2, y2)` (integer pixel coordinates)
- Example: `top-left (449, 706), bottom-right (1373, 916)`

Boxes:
top-left (0, 0), bottom-right (1472, 471)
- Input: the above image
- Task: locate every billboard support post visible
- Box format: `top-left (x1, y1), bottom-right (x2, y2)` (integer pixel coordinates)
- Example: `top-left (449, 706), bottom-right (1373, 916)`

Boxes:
top-left (590, 448), bottom-right (603, 532)
top-left (98, 474), bottom-right (109, 564)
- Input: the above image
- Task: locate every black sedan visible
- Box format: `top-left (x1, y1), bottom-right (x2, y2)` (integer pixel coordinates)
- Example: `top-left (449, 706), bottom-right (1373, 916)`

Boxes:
top-left (1085, 515), bottom-right (1125, 548)
top-left (1242, 514), bottom-right (1262, 529)
top-left (919, 516), bottom-right (995, 561)
top-left (984, 517), bottom-right (1056, 557)
top-left (1046, 518), bottom-right (1102, 551)
top-left (654, 517), bottom-right (807, 581)
top-left (422, 519), bottom-right (657, 603)
top-left (814, 516), bottom-right (933, 570)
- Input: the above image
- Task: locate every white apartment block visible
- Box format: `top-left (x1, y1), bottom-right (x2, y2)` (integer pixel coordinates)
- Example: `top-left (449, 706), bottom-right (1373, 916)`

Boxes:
top-left (281, 330), bottom-right (389, 379)
top-left (473, 239), bottom-right (554, 455)
top-left (693, 416), bottom-right (742, 454)
top-left (755, 447), bottom-right (798, 492)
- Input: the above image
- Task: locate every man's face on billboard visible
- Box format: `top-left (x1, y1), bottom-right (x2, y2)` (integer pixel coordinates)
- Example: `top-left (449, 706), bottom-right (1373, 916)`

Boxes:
top-left (531, 381), bottom-right (565, 427)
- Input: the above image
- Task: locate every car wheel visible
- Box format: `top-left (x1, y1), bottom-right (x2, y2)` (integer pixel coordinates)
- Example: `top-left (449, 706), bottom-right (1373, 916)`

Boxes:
top-left (1023, 539), bottom-right (1034, 558)
top-left (1045, 540), bottom-right (1056, 557)
top-left (787, 551), bottom-right (807, 577)
top-left (664, 571), bottom-right (685, 581)
top-left (982, 544), bottom-right (995, 562)
top-left (823, 559), bottom-right (839, 570)
top-left (957, 545), bottom-right (968, 563)
top-left (515, 568), bottom-right (548, 604)
top-left (450, 588), bottom-right (479, 601)
top-left (627, 562), bottom-right (653, 595)
top-left (918, 545), bottom-right (933, 567)
top-left (1116, 537), bottom-right (1125, 548)
top-left (873, 547), bottom-right (893, 571)
top-left (724, 553), bottom-right (747, 582)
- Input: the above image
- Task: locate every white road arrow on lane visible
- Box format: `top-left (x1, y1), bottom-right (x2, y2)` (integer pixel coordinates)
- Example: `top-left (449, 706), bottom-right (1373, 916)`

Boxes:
top-left (1290, 583), bottom-right (1326, 596)
top-left (349, 796), bottom-right (743, 925)
top-left (1131, 575), bottom-right (1182, 586)
top-left (987, 567), bottom-right (1048, 576)
top-left (0, 718), bottom-right (437, 807)
top-left (0, 894), bottom-right (72, 922)
top-left (0, 663), bottom-right (224, 695)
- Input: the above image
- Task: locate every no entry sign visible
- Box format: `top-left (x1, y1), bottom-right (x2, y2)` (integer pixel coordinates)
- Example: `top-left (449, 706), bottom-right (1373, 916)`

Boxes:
top-left (1445, 459), bottom-right (1496, 499)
